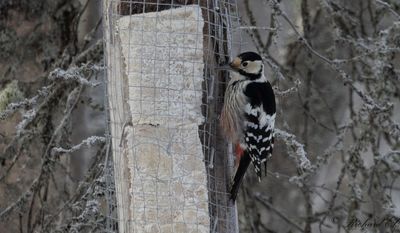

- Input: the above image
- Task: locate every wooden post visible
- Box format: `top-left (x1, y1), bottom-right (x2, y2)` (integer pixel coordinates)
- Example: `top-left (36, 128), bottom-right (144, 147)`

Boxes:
top-left (103, 1), bottom-right (239, 232)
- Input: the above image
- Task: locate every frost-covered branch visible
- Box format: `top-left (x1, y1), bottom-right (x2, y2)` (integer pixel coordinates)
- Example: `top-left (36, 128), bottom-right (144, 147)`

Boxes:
top-left (49, 64), bottom-right (103, 87)
top-left (0, 2), bottom-right (106, 231)
top-left (52, 136), bottom-right (106, 154)
top-left (0, 187), bottom-right (33, 221)
top-left (275, 128), bottom-right (313, 171)
top-left (0, 84), bottom-right (53, 120)
top-left (273, 79), bottom-right (301, 96)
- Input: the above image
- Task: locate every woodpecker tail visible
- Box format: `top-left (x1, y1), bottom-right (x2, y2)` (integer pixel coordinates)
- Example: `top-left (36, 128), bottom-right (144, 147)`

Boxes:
top-left (230, 151), bottom-right (251, 202)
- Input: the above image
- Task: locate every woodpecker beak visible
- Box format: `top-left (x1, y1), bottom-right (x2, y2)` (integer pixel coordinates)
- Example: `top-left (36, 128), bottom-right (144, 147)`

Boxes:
top-left (215, 64), bottom-right (234, 71)
top-left (215, 57), bottom-right (241, 72)
top-left (229, 57), bottom-right (241, 70)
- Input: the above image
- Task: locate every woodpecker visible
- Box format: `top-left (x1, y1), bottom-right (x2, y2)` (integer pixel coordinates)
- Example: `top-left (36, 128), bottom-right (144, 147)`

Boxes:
top-left (219, 52), bottom-right (276, 201)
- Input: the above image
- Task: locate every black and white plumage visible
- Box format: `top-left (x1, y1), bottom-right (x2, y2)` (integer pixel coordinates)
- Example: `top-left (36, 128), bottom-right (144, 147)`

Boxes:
top-left (219, 52), bottom-right (276, 201)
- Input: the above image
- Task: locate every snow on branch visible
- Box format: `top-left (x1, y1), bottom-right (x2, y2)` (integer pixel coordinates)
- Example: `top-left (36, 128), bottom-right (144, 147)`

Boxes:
top-left (51, 136), bottom-right (106, 155)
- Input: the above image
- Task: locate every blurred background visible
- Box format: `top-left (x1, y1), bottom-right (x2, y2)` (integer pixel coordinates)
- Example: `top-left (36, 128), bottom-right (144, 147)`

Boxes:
top-left (0, 0), bottom-right (399, 232)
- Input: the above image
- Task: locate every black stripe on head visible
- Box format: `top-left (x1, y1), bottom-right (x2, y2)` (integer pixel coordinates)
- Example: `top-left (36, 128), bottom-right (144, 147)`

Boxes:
top-left (238, 69), bottom-right (262, 80)
top-left (238, 52), bottom-right (262, 62)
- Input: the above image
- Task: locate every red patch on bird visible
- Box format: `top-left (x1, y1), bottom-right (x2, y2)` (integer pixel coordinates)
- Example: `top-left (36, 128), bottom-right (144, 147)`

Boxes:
top-left (235, 143), bottom-right (244, 166)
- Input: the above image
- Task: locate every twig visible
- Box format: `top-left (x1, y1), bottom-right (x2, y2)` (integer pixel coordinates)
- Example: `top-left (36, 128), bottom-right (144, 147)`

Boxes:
top-left (375, 0), bottom-right (400, 19)
top-left (237, 26), bottom-right (277, 31)
top-left (254, 193), bottom-right (304, 232)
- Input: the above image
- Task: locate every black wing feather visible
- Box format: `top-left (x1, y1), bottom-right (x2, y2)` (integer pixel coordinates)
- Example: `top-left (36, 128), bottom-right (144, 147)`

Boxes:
top-left (243, 81), bottom-right (276, 179)
top-left (229, 81), bottom-right (276, 201)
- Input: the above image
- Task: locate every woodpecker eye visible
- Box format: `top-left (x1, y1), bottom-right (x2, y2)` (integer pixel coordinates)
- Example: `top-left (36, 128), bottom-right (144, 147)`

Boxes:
top-left (242, 61), bottom-right (248, 67)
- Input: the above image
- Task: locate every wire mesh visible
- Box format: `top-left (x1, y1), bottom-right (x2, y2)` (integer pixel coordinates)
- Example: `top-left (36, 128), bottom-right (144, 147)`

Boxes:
top-left (103, 1), bottom-right (241, 232)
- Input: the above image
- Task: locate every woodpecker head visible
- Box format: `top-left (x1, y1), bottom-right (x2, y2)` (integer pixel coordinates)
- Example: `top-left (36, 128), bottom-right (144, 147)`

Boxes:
top-left (218, 52), bottom-right (264, 80)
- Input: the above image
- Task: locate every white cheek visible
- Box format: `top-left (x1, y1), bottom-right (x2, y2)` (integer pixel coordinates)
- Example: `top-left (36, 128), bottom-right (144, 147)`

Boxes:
top-left (245, 62), bottom-right (260, 74)
top-left (241, 60), bottom-right (262, 74)
top-left (248, 67), bottom-right (257, 73)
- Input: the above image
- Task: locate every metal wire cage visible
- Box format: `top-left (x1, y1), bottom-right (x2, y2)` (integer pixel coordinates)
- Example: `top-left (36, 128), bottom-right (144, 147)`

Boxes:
top-left (102, 1), bottom-right (240, 232)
